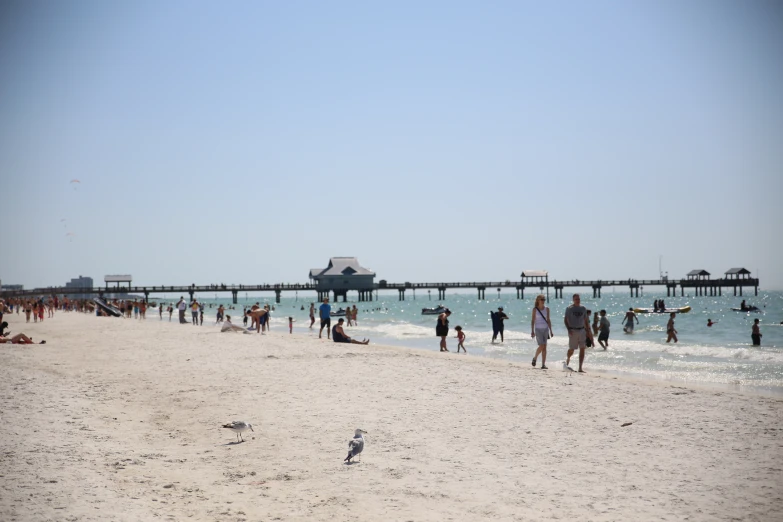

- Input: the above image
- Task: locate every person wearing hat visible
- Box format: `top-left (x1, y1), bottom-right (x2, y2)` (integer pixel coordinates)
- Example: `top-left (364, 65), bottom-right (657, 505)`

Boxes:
top-left (491, 307), bottom-right (510, 342)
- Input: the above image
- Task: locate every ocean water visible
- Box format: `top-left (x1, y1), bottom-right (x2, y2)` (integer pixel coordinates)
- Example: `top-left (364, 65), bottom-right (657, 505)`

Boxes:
top-left (155, 290), bottom-right (783, 394)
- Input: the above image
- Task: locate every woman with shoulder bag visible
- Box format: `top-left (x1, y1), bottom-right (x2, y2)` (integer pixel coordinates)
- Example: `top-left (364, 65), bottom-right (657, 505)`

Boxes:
top-left (531, 294), bottom-right (554, 369)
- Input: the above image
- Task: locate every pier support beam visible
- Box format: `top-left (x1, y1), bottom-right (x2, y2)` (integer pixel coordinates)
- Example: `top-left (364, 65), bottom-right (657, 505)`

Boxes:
top-left (188, 290), bottom-right (194, 301)
top-left (516, 286), bottom-right (524, 299)
top-left (398, 289), bottom-right (405, 301)
top-left (275, 290), bottom-right (281, 304)
top-left (592, 285), bottom-right (601, 298)
top-left (477, 287), bottom-right (485, 300)
top-left (232, 290), bottom-right (238, 304)
top-left (438, 287), bottom-right (446, 300)
top-left (144, 291), bottom-right (149, 303)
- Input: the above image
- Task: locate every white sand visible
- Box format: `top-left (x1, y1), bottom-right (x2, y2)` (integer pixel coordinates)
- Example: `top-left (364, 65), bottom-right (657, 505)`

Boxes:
top-left (1, 311), bottom-right (781, 521)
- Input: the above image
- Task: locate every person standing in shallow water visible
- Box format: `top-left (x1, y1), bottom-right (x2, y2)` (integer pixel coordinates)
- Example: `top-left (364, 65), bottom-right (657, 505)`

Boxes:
top-left (491, 307), bottom-right (509, 342)
top-left (436, 309), bottom-right (452, 352)
top-left (751, 319), bottom-right (761, 346)
top-left (666, 312), bottom-right (678, 343)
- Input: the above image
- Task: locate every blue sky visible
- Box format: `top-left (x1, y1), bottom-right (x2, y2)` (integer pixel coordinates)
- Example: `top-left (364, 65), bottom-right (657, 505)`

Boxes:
top-left (1, 0), bottom-right (782, 290)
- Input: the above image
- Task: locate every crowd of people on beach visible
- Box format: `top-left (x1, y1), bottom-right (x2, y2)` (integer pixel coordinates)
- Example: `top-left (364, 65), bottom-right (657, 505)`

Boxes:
top-left (430, 293), bottom-right (770, 372)
top-left (0, 291), bottom-right (773, 356)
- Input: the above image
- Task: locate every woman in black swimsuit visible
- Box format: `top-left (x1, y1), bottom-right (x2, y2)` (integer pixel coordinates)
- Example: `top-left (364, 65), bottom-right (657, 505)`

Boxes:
top-left (436, 309), bottom-right (452, 352)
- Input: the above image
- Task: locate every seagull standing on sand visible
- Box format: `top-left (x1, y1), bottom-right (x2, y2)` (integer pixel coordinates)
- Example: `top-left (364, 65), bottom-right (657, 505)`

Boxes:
top-left (344, 429), bottom-right (367, 463)
top-left (222, 420), bottom-right (254, 442)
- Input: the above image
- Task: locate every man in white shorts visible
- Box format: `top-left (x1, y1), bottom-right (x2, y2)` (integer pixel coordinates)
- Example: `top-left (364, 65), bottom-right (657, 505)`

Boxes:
top-left (563, 294), bottom-right (594, 372)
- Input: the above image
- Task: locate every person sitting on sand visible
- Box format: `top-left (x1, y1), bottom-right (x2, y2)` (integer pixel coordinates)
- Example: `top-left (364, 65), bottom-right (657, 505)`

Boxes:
top-left (332, 318), bottom-right (369, 344)
top-left (221, 315), bottom-right (251, 334)
top-left (0, 333), bottom-right (44, 344)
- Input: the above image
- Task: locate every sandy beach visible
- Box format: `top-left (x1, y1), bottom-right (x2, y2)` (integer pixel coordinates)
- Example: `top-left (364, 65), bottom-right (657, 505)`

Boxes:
top-left (1, 311), bottom-right (781, 521)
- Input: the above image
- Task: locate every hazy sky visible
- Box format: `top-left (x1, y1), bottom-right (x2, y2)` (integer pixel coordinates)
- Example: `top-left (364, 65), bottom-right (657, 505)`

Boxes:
top-left (2, 0), bottom-right (781, 290)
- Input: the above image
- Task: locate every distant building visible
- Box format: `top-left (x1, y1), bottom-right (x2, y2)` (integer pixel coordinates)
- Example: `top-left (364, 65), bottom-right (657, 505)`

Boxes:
top-left (309, 257), bottom-right (376, 290)
top-left (0, 283), bottom-right (24, 292)
top-left (62, 275), bottom-right (93, 299)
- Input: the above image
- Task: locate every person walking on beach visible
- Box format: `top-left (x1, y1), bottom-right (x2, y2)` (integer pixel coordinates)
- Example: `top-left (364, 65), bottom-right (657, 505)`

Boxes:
top-left (289, 316), bottom-right (295, 334)
top-left (455, 326), bottom-right (466, 353)
top-left (666, 312), bottom-right (678, 343)
top-left (319, 298), bottom-right (332, 339)
top-left (564, 294), bottom-right (593, 372)
top-left (751, 319), bottom-right (762, 346)
top-left (352, 305), bottom-right (358, 325)
top-left (490, 307), bottom-right (509, 342)
top-left (436, 309), bottom-right (452, 352)
top-left (167, 304), bottom-right (173, 321)
top-left (345, 305), bottom-right (353, 327)
top-left (597, 310), bottom-right (610, 349)
top-left (531, 294), bottom-right (553, 369)
top-left (592, 308), bottom-right (600, 336)
top-left (309, 303), bottom-right (315, 329)
top-left (177, 297), bottom-right (187, 324)
top-left (622, 308), bottom-right (639, 333)
top-left (159, 303), bottom-right (163, 320)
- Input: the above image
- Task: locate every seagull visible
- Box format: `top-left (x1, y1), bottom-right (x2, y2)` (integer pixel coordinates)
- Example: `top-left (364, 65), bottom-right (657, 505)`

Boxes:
top-left (222, 420), bottom-right (254, 442)
top-left (344, 428), bottom-right (367, 463)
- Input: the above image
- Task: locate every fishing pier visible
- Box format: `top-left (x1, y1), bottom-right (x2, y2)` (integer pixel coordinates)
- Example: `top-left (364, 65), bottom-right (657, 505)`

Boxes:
top-left (2, 268), bottom-right (760, 303)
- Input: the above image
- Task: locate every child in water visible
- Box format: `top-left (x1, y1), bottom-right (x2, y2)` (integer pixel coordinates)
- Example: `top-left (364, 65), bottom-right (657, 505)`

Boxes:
top-left (288, 316), bottom-right (295, 334)
top-left (707, 319), bottom-right (715, 327)
top-left (455, 326), bottom-right (466, 353)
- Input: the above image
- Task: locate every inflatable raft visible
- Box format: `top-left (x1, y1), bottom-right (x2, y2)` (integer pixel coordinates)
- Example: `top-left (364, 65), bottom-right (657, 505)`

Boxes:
top-left (93, 297), bottom-right (122, 317)
top-left (633, 306), bottom-right (692, 314)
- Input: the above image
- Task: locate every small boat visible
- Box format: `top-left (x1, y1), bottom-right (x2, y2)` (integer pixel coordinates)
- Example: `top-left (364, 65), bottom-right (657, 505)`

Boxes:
top-left (421, 305), bottom-right (447, 315)
top-left (633, 306), bottom-right (692, 314)
top-left (330, 308), bottom-right (347, 317)
top-left (731, 306), bottom-right (761, 313)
